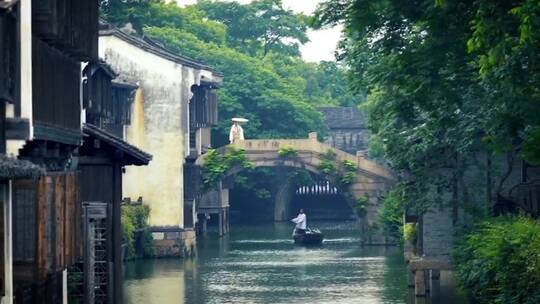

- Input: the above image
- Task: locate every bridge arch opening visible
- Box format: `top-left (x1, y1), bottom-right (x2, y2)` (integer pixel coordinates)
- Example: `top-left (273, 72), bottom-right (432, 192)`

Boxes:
top-left (224, 167), bottom-right (356, 224)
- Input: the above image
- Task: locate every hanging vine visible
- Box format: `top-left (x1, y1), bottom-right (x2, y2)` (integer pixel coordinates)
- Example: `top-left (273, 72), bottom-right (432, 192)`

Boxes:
top-left (201, 147), bottom-right (253, 189)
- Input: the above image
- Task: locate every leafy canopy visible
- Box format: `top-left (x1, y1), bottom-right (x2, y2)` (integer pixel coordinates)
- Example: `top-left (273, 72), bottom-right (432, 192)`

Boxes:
top-left (102, 0), bottom-right (365, 146)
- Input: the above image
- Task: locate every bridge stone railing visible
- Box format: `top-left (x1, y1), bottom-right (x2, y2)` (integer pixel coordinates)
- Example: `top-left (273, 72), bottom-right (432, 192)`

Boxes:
top-left (228, 132), bottom-right (395, 182)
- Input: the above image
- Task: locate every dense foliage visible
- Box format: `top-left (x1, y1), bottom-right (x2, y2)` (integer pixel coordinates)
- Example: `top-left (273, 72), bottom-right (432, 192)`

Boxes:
top-left (315, 1), bottom-right (540, 297)
top-left (454, 217), bottom-right (540, 304)
top-left (377, 183), bottom-right (409, 243)
top-left (122, 204), bottom-right (153, 258)
top-left (201, 148), bottom-right (253, 188)
top-left (315, 0), bottom-right (540, 235)
top-left (102, 0), bottom-right (363, 147)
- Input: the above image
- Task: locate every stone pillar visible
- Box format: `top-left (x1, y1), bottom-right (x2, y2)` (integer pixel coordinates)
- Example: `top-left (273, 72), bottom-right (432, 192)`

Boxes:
top-left (414, 270), bottom-right (426, 297)
top-left (218, 209), bottom-right (224, 236)
top-left (274, 180), bottom-right (293, 221)
top-left (308, 132), bottom-right (318, 140)
top-left (422, 207), bottom-right (454, 257)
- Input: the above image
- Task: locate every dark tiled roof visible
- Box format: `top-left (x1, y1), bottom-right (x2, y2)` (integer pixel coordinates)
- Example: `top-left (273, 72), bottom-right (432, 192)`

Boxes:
top-left (97, 60), bottom-right (118, 79)
top-left (99, 23), bottom-right (223, 79)
top-left (0, 154), bottom-right (45, 179)
top-left (83, 124), bottom-right (152, 166)
top-left (319, 107), bottom-right (367, 129)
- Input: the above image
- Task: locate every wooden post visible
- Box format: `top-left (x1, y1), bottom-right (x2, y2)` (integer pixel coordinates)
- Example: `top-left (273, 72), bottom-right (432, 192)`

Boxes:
top-left (424, 270), bottom-right (430, 292)
top-left (20, 0), bottom-right (33, 133)
top-left (414, 270), bottom-right (426, 297)
top-left (226, 208), bottom-right (230, 234)
top-left (112, 162), bottom-right (123, 304)
top-left (407, 269), bottom-right (415, 288)
top-left (223, 208), bottom-right (227, 234)
top-left (218, 210), bottom-right (223, 237)
top-left (202, 214), bottom-right (208, 235)
top-left (3, 181), bottom-right (13, 304)
top-left (62, 269), bottom-right (67, 304)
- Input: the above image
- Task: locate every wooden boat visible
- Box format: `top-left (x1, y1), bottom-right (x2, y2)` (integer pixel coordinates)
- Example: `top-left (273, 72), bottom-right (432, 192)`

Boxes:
top-left (293, 228), bottom-right (323, 245)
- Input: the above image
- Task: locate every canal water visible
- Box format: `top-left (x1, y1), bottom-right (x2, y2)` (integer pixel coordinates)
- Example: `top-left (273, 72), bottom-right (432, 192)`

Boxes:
top-left (124, 221), bottom-right (469, 304)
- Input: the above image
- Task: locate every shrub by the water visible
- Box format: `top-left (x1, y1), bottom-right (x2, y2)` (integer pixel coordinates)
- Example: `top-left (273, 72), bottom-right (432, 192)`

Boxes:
top-left (403, 223), bottom-right (417, 246)
top-left (454, 216), bottom-right (540, 304)
top-left (122, 204), bottom-right (153, 259)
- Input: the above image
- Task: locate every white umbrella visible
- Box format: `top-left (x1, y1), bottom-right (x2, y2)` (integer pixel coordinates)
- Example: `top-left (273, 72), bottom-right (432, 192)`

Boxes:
top-left (231, 117), bottom-right (249, 123)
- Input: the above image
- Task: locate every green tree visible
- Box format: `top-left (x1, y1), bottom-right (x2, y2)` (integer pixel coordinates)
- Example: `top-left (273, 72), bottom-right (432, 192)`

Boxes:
top-left (196, 0), bottom-right (309, 57)
top-left (100, 1), bottom-right (365, 147)
top-left (315, 0), bottom-right (540, 298)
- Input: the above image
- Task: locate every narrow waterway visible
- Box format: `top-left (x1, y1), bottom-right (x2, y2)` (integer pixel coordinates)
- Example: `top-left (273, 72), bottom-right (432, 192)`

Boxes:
top-left (124, 221), bottom-right (469, 304)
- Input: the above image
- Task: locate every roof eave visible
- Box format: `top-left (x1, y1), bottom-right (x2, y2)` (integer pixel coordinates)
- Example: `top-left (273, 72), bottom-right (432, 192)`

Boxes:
top-left (83, 124), bottom-right (152, 166)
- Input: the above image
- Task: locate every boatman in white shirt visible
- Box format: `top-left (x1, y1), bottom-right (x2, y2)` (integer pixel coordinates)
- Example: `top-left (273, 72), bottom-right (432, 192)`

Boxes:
top-left (291, 209), bottom-right (307, 235)
top-left (229, 120), bottom-right (245, 144)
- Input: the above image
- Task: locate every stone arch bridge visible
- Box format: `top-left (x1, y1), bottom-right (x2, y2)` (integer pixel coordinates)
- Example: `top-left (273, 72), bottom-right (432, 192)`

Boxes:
top-left (196, 133), bottom-right (397, 244)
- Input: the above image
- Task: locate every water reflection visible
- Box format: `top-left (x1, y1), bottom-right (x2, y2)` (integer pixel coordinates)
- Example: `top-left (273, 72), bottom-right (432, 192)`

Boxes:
top-left (124, 221), bottom-right (468, 304)
top-left (124, 259), bottom-right (186, 304)
top-left (407, 271), bottom-right (470, 304)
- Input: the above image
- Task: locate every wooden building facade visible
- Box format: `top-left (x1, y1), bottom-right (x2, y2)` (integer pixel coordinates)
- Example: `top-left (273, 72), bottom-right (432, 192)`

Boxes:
top-left (8, 0), bottom-right (98, 301)
top-left (0, 0), bottom-right (147, 303)
top-left (75, 124), bottom-right (151, 304)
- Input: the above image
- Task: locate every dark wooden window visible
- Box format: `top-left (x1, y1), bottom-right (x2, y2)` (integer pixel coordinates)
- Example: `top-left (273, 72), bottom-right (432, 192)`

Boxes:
top-left (13, 184), bottom-right (37, 262)
top-left (84, 65), bottom-right (113, 127)
top-left (189, 85), bottom-right (218, 129)
top-left (183, 163), bottom-right (201, 201)
top-left (111, 84), bottom-right (135, 126)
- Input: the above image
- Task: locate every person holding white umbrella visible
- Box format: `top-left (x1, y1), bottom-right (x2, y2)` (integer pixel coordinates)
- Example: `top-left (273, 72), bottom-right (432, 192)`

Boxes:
top-left (229, 117), bottom-right (248, 143)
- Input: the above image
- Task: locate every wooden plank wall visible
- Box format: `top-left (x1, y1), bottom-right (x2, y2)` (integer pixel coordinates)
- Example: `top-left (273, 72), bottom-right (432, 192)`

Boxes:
top-left (13, 172), bottom-right (81, 284)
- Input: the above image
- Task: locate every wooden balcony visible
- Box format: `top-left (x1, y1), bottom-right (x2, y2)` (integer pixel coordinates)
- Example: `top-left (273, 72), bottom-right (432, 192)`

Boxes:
top-left (84, 64), bottom-right (137, 138)
top-left (32, 37), bottom-right (82, 145)
top-left (32, 0), bottom-right (98, 61)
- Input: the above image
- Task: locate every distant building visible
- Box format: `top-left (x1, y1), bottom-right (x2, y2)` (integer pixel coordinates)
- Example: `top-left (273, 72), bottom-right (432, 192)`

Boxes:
top-left (319, 107), bottom-right (370, 154)
top-left (99, 25), bottom-right (222, 257)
